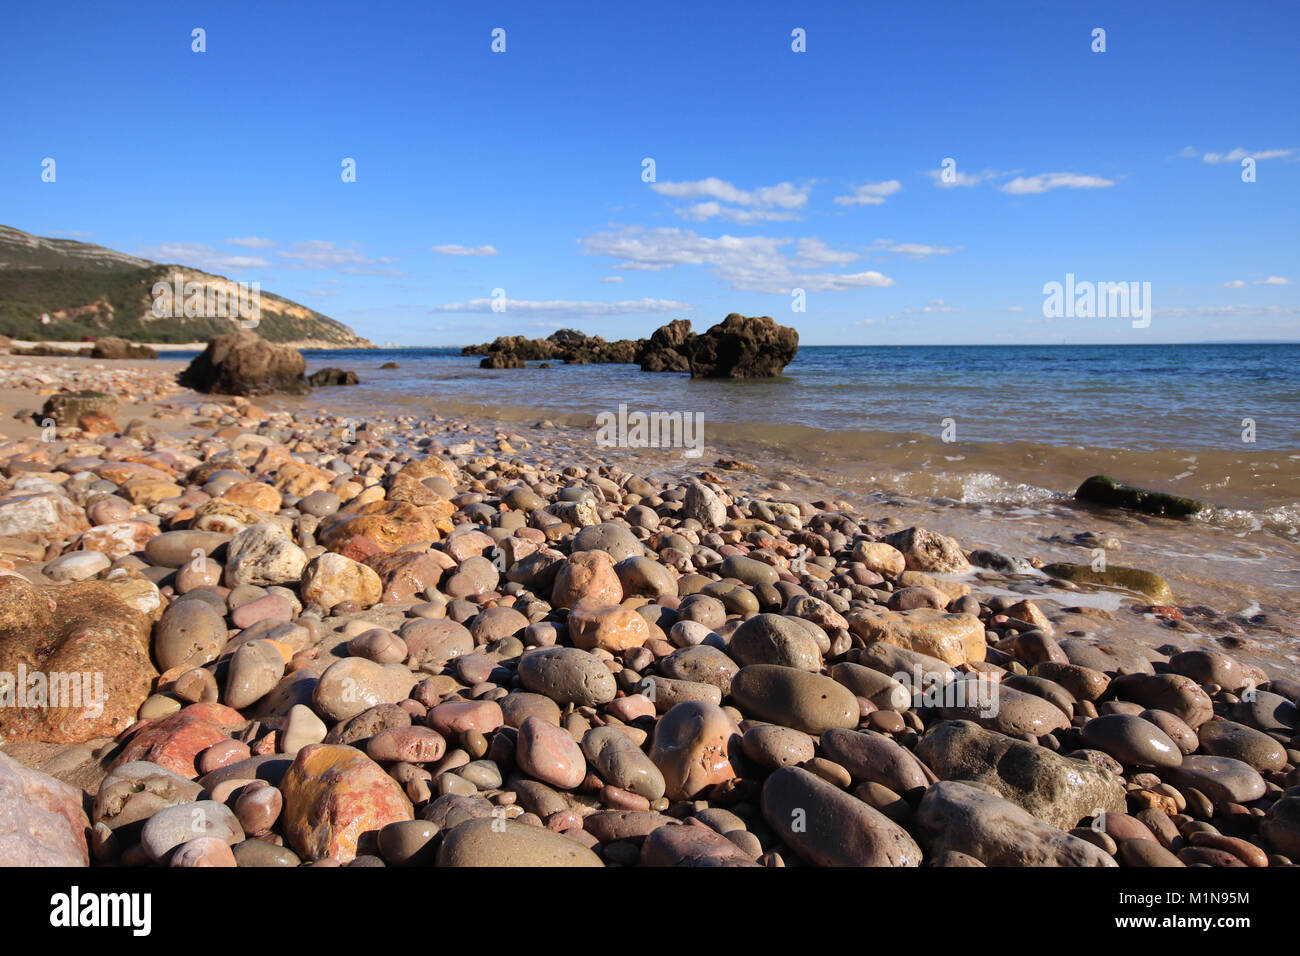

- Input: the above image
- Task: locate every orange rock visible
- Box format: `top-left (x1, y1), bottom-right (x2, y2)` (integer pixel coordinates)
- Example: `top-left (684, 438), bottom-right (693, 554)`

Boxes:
top-left (318, 500), bottom-right (441, 553)
top-left (569, 600), bottom-right (650, 653)
top-left (648, 701), bottom-right (741, 800)
top-left (221, 480), bottom-right (282, 512)
top-left (393, 456), bottom-right (458, 487)
top-left (552, 551), bottom-right (623, 609)
top-left (279, 743), bottom-right (413, 863)
top-left (272, 461), bottom-right (335, 497)
top-left (109, 702), bottom-right (244, 778)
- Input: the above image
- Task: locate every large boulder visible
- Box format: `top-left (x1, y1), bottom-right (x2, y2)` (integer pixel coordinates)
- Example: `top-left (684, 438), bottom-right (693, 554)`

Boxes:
top-left (687, 313), bottom-right (798, 378)
top-left (178, 331), bottom-right (308, 396)
top-left (0, 750), bottom-right (90, 866)
top-left (0, 576), bottom-right (155, 744)
top-left (915, 720), bottom-right (1126, 831)
top-left (917, 781), bottom-right (1117, 866)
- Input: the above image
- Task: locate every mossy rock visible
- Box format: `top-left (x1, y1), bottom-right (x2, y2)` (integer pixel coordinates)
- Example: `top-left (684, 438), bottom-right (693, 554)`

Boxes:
top-left (1074, 475), bottom-right (1205, 518)
top-left (1041, 562), bottom-right (1174, 604)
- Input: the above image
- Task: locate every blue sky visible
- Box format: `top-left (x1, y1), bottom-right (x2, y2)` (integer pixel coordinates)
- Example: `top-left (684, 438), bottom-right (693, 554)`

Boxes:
top-left (2, 0), bottom-right (1296, 345)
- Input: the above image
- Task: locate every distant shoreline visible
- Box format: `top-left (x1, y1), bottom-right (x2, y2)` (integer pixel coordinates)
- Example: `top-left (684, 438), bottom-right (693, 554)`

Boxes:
top-left (0, 338), bottom-right (362, 352)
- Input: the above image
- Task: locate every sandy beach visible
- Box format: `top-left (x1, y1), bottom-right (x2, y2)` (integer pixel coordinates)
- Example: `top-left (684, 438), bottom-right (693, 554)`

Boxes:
top-left (0, 348), bottom-right (1297, 871)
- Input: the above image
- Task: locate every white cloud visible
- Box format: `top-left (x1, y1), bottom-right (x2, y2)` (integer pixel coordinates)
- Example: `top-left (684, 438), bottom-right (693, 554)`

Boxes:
top-left (1255, 276), bottom-right (1290, 285)
top-left (226, 236), bottom-right (277, 249)
top-left (306, 288), bottom-right (340, 297)
top-left (598, 275), bottom-right (625, 283)
top-left (580, 226), bottom-right (894, 294)
top-left (651, 178), bottom-right (809, 209)
top-left (902, 299), bottom-right (957, 314)
top-left (135, 242), bottom-right (269, 273)
top-left (925, 168), bottom-right (1006, 189)
top-left (651, 178), bottom-right (810, 223)
top-left (1224, 279), bottom-right (1246, 289)
top-left (834, 180), bottom-right (902, 206)
top-left (879, 241), bottom-right (954, 258)
top-left (1000, 172), bottom-right (1115, 194)
top-left (677, 202), bottom-right (800, 223)
top-left (276, 240), bottom-right (400, 275)
top-left (431, 244), bottom-right (498, 256)
top-left (1006, 305), bottom-right (1025, 312)
top-left (1154, 304), bottom-right (1300, 319)
top-left (430, 297), bottom-right (691, 316)
top-left (1201, 147), bottom-right (1294, 164)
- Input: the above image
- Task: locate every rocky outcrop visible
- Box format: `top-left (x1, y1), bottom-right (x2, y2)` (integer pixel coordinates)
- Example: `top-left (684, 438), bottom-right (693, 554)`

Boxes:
top-left (464, 314), bottom-right (800, 378)
top-left (685, 313), bottom-right (799, 378)
top-left (178, 331), bottom-right (308, 396)
top-left (637, 318), bottom-right (693, 372)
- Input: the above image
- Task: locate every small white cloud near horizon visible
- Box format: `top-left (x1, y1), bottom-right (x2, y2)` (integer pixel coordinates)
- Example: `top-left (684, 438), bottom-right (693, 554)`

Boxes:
top-left (902, 299), bottom-right (957, 314)
top-left (1255, 276), bottom-right (1290, 285)
top-left (430, 297), bottom-right (692, 316)
top-left (1001, 172), bottom-right (1115, 194)
top-left (598, 275), bottom-right (625, 283)
top-left (834, 180), bottom-right (903, 206)
top-left (226, 237), bottom-right (277, 249)
top-left (277, 239), bottom-right (400, 276)
top-left (431, 243), bottom-right (498, 256)
top-left (1224, 279), bottom-right (1246, 289)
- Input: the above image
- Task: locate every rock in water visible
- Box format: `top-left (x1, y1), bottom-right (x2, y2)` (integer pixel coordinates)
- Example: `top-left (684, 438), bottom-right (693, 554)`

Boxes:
top-left (1074, 475), bottom-right (1206, 518)
top-left (0, 750), bottom-right (91, 865)
top-left (1040, 562), bottom-right (1174, 604)
top-left (687, 313), bottom-right (798, 378)
top-left (637, 318), bottom-right (694, 372)
top-left (178, 331), bottom-right (308, 396)
top-left (307, 367), bottom-right (360, 386)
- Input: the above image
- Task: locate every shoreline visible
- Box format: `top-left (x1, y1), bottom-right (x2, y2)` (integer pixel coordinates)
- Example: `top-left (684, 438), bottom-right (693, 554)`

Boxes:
top-left (3, 352), bottom-right (1298, 667)
top-left (0, 349), bottom-right (1297, 870)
